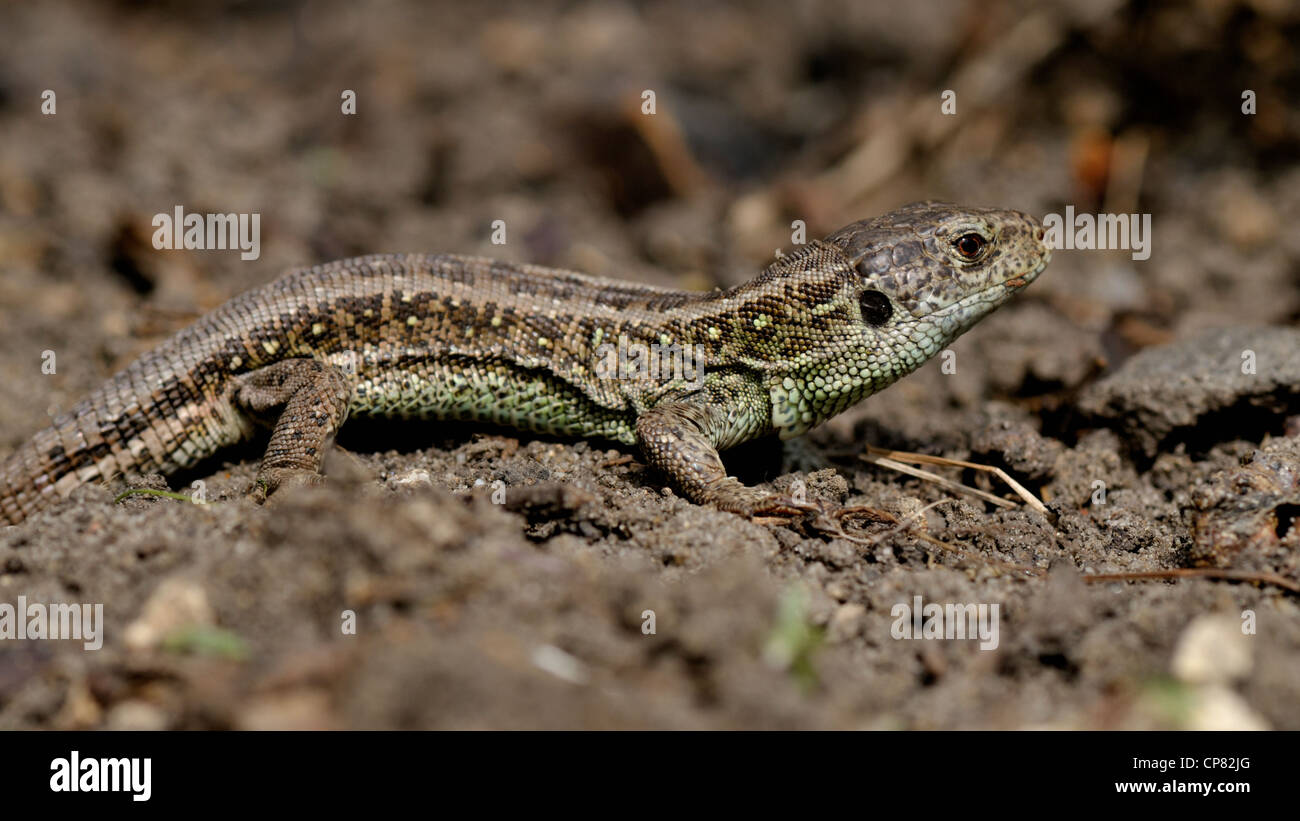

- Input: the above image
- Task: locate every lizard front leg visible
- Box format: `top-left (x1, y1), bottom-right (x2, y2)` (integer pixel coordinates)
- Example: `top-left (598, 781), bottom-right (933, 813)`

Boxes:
top-left (233, 358), bottom-right (353, 500)
top-left (635, 384), bottom-right (815, 517)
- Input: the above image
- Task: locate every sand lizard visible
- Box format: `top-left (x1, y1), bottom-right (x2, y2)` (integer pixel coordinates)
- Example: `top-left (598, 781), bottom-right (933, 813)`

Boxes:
top-left (0, 202), bottom-right (1051, 525)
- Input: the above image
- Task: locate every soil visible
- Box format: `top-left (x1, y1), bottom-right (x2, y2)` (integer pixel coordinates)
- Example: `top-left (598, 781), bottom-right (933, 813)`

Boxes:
top-left (1, 0), bottom-right (1298, 729)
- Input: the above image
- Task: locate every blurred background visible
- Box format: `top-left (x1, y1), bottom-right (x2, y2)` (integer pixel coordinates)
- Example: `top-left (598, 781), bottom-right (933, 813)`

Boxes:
top-left (1, 0), bottom-right (1299, 730)
top-left (2, 0), bottom-right (1297, 372)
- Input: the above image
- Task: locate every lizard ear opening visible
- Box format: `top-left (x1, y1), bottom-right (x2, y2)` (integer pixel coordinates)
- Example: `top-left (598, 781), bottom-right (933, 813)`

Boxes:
top-left (859, 290), bottom-right (893, 325)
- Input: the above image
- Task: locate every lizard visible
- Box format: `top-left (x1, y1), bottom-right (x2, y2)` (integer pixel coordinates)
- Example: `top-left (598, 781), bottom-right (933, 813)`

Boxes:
top-left (0, 201), bottom-right (1051, 526)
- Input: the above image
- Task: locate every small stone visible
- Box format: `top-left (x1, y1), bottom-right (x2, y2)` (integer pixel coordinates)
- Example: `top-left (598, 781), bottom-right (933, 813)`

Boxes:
top-left (237, 690), bottom-right (339, 731)
top-left (827, 603), bottom-right (865, 642)
top-left (391, 468), bottom-right (433, 488)
top-left (1171, 615), bottom-right (1252, 685)
top-left (531, 644), bottom-right (589, 685)
top-left (124, 577), bottom-right (214, 652)
top-left (1186, 684), bottom-right (1269, 731)
top-left (825, 580), bottom-right (850, 601)
top-left (105, 700), bottom-right (169, 731)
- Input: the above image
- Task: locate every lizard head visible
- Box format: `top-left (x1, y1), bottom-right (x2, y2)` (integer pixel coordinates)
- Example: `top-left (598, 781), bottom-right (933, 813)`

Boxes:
top-left (826, 201), bottom-right (1050, 328)
top-left (761, 201), bottom-right (1052, 437)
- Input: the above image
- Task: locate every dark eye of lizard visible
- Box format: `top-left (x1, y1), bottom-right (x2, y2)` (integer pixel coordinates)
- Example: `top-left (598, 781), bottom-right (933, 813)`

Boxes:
top-left (954, 233), bottom-right (987, 260)
top-left (859, 290), bottom-right (893, 325)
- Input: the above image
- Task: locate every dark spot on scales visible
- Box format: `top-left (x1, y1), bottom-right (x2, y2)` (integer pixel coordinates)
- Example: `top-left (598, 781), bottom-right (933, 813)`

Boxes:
top-left (891, 241), bottom-right (921, 266)
top-left (855, 249), bottom-right (893, 277)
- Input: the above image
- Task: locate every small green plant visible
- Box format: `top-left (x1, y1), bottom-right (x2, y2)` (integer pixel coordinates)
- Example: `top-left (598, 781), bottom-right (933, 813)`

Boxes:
top-left (763, 585), bottom-right (824, 691)
top-left (161, 625), bottom-right (249, 661)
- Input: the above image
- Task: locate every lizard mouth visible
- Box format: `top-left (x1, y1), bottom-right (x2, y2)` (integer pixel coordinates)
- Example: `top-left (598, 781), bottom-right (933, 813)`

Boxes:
top-left (999, 252), bottom-right (1051, 291)
top-left (909, 251), bottom-right (1050, 323)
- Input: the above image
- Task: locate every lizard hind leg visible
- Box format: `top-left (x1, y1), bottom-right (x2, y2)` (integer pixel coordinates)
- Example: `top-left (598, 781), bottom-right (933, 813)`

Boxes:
top-left (232, 358), bottom-right (353, 502)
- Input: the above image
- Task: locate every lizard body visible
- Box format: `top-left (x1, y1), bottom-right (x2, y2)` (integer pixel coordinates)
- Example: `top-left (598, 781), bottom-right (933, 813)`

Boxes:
top-left (0, 202), bottom-right (1050, 525)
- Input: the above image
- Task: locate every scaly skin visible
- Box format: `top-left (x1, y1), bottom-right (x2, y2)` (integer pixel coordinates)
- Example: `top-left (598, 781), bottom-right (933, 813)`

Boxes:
top-left (0, 202), bottom-right (1051, 525)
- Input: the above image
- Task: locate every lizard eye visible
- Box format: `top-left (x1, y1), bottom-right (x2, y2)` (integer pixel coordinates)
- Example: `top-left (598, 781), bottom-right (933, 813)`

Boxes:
top-left (859, 290), bottom-right (893, 326)
top-left (954, 233), bottom-right (989, 261)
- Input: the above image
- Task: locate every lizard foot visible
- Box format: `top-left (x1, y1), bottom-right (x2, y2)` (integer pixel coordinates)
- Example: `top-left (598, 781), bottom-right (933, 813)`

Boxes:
top-left (699, 476), bottom-right (891, 527)
top-left (698, 477), bottom-right (819, 520)
top-left (758, 501), bottom-right (895, 533)
top-left (249, 468), bottom-right (326, 505)
top-left (750, 494), bottom-right (825, 522)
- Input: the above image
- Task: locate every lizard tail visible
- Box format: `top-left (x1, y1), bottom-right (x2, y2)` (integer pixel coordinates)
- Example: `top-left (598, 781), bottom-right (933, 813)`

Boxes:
top-left (1, 431), bottom-right (67, 525)
top-left (0, 365), bottom-right (248, 525)
top-left (0, 380), bottom-right (147, 525)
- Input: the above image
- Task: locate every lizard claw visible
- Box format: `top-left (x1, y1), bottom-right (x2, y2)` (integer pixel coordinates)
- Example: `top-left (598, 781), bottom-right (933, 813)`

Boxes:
top-left (248, 469), bottom-right (325, 505)
top-left (752, 494), bottom-right (823, 519)
top-left (699, 477), bottom-right (893, 533)
top-left (249, 478), bottom-right (270, 505)
top-left (755, 498), bottom-right (895, 536)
